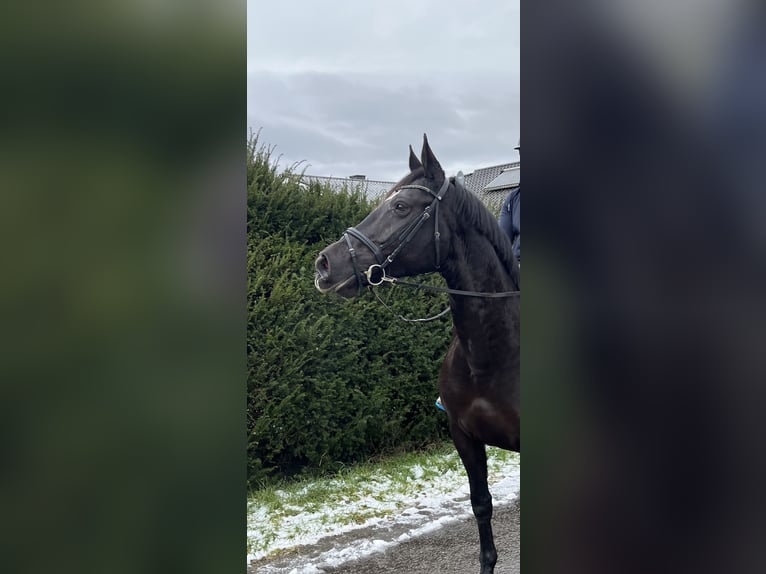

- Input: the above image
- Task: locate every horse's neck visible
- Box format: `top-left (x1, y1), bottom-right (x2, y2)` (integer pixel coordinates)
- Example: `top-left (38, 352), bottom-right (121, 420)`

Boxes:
top-left (441, 230), bottom-right (516, 366)
top-left (442, 229), bottom-right (514, 297)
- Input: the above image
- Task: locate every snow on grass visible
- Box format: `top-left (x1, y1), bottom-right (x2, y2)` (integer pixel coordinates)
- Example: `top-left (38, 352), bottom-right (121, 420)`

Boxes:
top-left (247, 444), bottom-right (520, 567)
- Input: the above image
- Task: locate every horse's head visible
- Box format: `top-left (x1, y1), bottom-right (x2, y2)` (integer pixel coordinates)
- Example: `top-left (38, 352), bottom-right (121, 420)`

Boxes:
top-left (315, 135), bottom-right (452, 298)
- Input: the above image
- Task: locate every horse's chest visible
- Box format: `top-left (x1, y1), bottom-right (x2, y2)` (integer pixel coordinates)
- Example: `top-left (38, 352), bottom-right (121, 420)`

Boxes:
top-left (457, 397), bottom-right (518, 450)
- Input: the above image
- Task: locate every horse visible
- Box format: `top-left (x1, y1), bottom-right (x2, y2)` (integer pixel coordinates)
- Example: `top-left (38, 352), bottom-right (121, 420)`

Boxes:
top-left (314, 135), bottom-right (520, 574)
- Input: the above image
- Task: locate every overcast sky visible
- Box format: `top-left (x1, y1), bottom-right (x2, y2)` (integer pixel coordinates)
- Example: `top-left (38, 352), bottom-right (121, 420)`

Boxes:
top-left (247, 1), bottom-right (519, 182)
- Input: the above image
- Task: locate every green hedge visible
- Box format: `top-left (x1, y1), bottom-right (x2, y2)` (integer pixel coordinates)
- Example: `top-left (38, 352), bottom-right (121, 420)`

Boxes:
top-left (247, 135), bottom-right (452, 487)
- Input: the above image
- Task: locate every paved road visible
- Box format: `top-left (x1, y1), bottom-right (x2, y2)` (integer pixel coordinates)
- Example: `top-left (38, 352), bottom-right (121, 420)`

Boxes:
top-left (326, 499), bottom-right (520, 574)
top-left (250, 498), bottom-right (520, 574)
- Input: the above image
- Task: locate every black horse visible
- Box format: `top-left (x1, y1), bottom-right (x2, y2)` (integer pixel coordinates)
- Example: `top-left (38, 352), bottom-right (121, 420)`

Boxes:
top-left (315, 135), bottom-right (520, 574)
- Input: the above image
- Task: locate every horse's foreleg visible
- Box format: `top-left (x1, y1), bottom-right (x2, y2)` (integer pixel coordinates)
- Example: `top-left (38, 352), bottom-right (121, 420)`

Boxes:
top-left (452, 429), bottom-right (497, 574)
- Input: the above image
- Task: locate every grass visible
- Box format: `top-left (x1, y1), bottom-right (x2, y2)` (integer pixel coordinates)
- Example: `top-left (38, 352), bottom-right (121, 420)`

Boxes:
top-left (247, 441), bottom-right (520, 560)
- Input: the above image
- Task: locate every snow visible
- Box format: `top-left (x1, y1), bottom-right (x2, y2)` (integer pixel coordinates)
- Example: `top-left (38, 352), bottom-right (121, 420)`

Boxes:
top-left (248, 449), bottom-right (520, 572)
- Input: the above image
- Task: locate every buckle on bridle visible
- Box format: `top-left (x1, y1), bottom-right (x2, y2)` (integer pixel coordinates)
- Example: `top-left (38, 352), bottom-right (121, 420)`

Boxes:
top-left (364, 264), bottom-right (388, 286)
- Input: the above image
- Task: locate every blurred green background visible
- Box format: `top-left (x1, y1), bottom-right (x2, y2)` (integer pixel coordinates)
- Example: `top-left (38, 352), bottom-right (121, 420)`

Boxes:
top-left (1, 2), bottom-right (245, 573)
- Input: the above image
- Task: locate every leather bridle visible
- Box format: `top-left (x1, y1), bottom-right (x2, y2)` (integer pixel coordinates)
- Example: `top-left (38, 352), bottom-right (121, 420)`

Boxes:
top-left (342, 177), bottom-right (451, 293)
top-left (340, 176), bottom-right (520, 316)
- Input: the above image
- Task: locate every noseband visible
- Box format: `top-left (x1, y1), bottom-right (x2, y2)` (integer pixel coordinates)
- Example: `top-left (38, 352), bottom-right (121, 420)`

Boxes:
top-left (342, 177), bottom-right (451, 292)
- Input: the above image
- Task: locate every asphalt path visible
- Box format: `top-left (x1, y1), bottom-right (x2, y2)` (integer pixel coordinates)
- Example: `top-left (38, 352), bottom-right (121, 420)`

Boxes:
top-left (250, 497), bottom-right (520, 574)
top-left (326, 498), bottom-right (520, 574)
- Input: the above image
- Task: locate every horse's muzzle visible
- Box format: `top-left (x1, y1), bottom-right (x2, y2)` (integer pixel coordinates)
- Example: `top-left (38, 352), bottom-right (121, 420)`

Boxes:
top-left (314, 241), bottom-right (370, 298)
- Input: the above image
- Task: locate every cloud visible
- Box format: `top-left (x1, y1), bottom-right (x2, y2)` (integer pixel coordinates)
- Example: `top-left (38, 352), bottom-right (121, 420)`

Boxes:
top-left (248, 1), bottom-right (519, 180)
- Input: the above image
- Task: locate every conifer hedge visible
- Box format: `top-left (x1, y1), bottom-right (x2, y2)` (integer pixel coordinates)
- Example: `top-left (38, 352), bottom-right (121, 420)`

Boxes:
top-left (247, 135), bottom-right (452, 486)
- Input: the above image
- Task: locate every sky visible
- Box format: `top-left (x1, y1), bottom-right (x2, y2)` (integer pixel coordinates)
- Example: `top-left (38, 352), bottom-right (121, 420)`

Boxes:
top-left (247, 0), bottom-right (520, 182)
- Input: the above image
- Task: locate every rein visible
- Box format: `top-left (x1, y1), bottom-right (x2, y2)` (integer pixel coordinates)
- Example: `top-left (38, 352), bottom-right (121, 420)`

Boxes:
top-left (364, 264), bottom-right (520, 298)
top-left (369, 287), bottom-right (452, 323)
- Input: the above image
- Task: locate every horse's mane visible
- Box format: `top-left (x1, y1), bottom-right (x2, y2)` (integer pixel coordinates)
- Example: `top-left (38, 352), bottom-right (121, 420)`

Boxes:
top-left (384, 168), bottom-right (520, 290)
top-left (448, 175), bottom-right (520, 290)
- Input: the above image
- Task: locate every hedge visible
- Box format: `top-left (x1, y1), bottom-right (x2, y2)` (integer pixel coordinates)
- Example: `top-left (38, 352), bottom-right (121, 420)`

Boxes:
top-left (247, 134), bottom-right (452, 487)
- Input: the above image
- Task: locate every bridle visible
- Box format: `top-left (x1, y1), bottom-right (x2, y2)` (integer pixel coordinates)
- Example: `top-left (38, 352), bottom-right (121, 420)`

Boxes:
top-left (340, 176), bottom-right (520, 321)
top-left (343, 177), bottom-right (451, 293)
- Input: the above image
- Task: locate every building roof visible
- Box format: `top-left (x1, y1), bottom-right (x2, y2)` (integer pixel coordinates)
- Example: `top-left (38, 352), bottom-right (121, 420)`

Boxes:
top-left (464, 161), bottom-right (521, 216)
top-left (463, 161), bottom-right (519, 195)
top-left (484, 166), bottom-right (520, 191)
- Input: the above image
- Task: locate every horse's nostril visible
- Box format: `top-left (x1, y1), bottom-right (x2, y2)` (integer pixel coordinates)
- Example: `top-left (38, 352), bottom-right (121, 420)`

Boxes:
top-left (315, 254), bottom-right (330, 279)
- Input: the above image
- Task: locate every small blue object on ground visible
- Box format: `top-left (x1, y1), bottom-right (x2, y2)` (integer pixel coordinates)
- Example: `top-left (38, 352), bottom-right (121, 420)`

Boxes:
top-left (435, 397), bottom-right (446, 412)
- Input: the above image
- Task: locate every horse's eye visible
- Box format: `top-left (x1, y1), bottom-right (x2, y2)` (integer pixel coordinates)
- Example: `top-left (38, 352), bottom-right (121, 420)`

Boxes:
top-left (394, 201), bottom-right (408, 213)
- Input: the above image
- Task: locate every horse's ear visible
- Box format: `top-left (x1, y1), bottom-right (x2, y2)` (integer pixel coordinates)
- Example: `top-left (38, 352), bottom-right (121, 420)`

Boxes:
top-left (408, 145), bottom-right (422, 172)
top-left (420, 133), bottom-right (444, 183)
